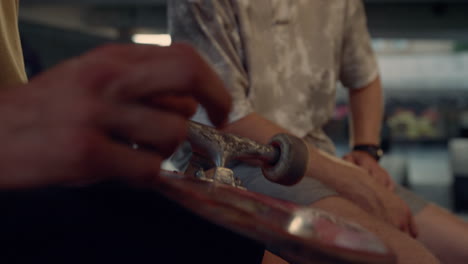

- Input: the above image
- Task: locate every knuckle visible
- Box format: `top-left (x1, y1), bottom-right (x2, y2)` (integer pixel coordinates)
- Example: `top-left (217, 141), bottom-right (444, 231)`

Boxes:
top-left (170, 44), bottom-right (204, 85)
top-left (81, 63), bottom-right (122, 87)
top-left (74, 99), bottom-right (105, 124)
top-left (73, 48), bottom-right (127, 90)
top-left (68, 131), bottom-right (100, 166)
top-left (176, 60), bottom-right (199, 88)
top-left (162, 117), bottom-right (188, 156)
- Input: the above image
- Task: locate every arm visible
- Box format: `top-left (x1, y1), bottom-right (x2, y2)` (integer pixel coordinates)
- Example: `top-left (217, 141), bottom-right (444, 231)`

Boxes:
top-left (344, 77), bottom-right (396, 189)
top-left (339, 0), bottom-right (396, 190)
top-left (223, 114), bottom-right (372, 192)
top-left (224, 113), bottom-right (414, 235)
top-left (339, 0), bottom-right (382, 145)
top-left (348, 77), bottom-right (383, 146)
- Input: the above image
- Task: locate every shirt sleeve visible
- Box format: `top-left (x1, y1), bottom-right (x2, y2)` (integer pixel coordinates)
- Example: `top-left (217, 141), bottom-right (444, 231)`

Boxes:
top-left (339, 0), bottom-right (379, 89)
top-left (168, 0), bottom-right (253, 125)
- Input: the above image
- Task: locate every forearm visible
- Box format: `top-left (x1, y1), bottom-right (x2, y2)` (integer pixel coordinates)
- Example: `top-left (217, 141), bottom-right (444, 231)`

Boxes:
top-left (223, 113), bottom-right (371, 192)
top-left (222, 113), bottom-right (290, 145)
top-left (224, 113), bottom-right (406, 229)
top-left (306, 146), bottom-right (373, 195)
top-left (348, 77), bottom-right (383, 146)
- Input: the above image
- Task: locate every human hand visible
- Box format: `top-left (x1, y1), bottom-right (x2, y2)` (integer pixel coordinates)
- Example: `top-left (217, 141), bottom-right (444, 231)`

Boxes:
top-left (343, 150), bottom-right (395, 191)
top-left (372, 183), bottom-right (418, 238)
top-left (341, 168), bottom-right (418, 238)
top-left (0, 43), bottom-right (231, 189)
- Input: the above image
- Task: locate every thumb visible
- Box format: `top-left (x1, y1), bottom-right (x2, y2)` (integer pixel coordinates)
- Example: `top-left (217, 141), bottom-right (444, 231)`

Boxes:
top-left (343, 154), bottom-right (355, 163)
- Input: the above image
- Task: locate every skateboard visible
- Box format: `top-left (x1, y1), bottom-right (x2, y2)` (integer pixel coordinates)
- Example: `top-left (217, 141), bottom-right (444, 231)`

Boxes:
top-left (154, 170), bottom-right (396, 264)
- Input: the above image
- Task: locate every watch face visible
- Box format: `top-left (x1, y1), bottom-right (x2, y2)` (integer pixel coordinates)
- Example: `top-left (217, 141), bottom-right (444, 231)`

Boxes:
top-left (376, 149), bottom-right (384, 158)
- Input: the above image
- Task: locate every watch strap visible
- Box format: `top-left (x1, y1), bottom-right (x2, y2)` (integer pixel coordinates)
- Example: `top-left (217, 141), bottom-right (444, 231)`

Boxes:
top-left (352, 144), bottom-right (383, 161)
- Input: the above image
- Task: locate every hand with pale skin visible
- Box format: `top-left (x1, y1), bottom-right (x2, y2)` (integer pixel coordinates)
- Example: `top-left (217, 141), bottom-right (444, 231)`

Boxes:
top-left (0, 43), bottom-right (231, 189)
top-left (342, 164), bottom-right (418, 238)
top-left (303, 147), bottom-right (417, 238)
top-left (343, 150), bottom-right (396, 191)
top-left (342, 150), bottom-right (417, 237)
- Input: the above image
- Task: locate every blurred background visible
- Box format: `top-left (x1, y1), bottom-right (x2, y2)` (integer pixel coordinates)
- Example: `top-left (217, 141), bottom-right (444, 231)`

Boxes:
top-left (18, 0), bottom-right (468, 213)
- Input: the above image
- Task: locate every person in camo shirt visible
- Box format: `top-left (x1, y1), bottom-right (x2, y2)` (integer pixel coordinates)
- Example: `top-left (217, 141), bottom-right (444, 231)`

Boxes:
top-left (169, 1), bottom-right (468, 263)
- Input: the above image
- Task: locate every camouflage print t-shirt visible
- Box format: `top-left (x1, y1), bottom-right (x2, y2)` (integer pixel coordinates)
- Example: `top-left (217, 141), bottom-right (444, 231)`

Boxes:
top-left (169, 0), bottom-right (379, 154)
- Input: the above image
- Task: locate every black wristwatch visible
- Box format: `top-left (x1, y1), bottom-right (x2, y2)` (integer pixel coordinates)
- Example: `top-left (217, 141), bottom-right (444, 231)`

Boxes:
top-left (352, 144), bottom-right (384, 161)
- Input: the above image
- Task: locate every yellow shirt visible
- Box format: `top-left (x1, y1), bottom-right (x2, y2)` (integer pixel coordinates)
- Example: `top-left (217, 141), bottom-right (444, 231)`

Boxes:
top-left (0, 0), bottom-right (27, 87)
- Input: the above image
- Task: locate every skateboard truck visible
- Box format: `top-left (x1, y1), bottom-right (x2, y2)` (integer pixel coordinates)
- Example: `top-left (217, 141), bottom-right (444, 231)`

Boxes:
top-left (187, 121), bottom-right (309, 186)
top-left (155, 122), bottom-right (396, 264)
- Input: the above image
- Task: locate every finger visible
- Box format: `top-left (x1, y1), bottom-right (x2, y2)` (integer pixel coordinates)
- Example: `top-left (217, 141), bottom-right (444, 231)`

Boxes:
top-left (105, 43), bottom-right (231, 127)
top-left (150, 95), bottom-right (198, 119)
top-left (373, 170), bottom-right (389, 187)
top-left (390, 210), bottom-right (409, 235)
top-left (403, 214), bottom-right (414, 237)
top-left (351, 156), bottom-right (375, 175)
top-left (408, 213), bottom-right (419, 238)
top-left (397, 208), bottom-right (414, 237)
top-left (362, 163), bottom-right (376, 180)
top-left (399, 219), bottom-right (409, 235)
top-left (384, 179), bottom-right (392, 190)
top-left (93, 136), bottom-right (164, 184)
top-left (364, 162), bottom-right (389, 186)
top-left (387, 177), bottom-right (396, 191)
top-left (104, 104), bottom-right (188, 158)
top-left (343, 154), bottom-right (355, 163)
top-left (378, 170), bottom-right (396, 191)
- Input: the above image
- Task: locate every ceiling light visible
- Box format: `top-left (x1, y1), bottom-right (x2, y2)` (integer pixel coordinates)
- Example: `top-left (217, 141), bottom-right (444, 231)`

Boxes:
top-left (132, 34), bottom-right (172, 46)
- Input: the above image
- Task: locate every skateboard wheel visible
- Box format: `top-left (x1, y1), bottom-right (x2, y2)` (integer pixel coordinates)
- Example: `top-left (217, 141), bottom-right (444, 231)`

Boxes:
top-left (262, 134), bottom-right (309, 186)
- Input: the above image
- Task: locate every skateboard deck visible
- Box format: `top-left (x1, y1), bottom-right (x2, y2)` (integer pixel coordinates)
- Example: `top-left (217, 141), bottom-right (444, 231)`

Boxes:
top-left (155, 170), bottom-right (396, 264)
